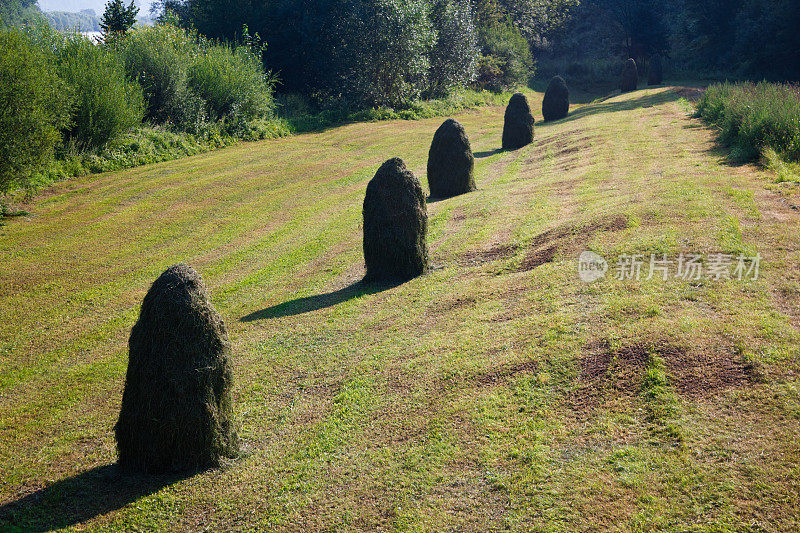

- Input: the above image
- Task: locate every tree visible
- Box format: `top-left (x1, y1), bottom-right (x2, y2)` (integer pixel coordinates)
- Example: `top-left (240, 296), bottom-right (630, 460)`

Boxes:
top-left (427, 0), bottom-right (479, 97)
top-left (100, 0), bottom-right (138, 39)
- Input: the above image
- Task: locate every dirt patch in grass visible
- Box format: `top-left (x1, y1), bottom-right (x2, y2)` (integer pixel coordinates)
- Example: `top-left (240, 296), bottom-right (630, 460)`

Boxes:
top-left (666, 343), bottom-right (759, 397)
top-left (457, 244), bottom-right (519, 266)
top-left (469, 359), bottom-right (538, 387)
top-left (570, 338), bottom-right (760, 414)
top-left (518, 214), bottom-right (628, 272)
top-left (456, 214), bottom-right (627, 271)
top-left (530, 132), bottom-right (595, 162)
top-left (570, 340), bottom-right (671, 414)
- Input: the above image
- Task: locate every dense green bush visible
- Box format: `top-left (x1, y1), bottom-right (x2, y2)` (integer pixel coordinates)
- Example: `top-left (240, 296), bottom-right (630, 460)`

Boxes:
top-left (475, 21), bottom-right (533, 92)
top-left (187, 41), bottom-right (274, 131)
top-left (118, 24), bottom-right (198, 126)
top-left (0, 28), bottom-right (70, 194)
top-left (53, 32), bottom-right (145, 149)
top-left (696, 82), bottom-right (800, 163)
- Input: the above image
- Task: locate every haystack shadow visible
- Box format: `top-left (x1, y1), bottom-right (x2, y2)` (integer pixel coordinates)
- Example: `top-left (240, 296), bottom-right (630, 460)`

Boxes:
top-left (538, 90), bottom-right (679, 127)
top-left (473, 148), bottom-right (504, 159)
top-left (241, 279), bottom-right (398, 321)
top-left (0, 464), bottom-right (188, 532)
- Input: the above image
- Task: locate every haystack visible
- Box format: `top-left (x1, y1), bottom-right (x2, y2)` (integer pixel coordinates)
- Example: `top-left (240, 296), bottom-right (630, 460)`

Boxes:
top-left (502, 92), bottom-right (535, 150)
top-left (648, 54), bottom-right (663, 85)
top-left (542, 76), bottom-right (570, 121)
top-left (620, 58), bottom-right (638, 92)
top-left (115, 264), bottom-right (238, 473)
top-left (427, 118), bottom-right (476, 198)
top-left (363, 158), bottom-right (428, 281)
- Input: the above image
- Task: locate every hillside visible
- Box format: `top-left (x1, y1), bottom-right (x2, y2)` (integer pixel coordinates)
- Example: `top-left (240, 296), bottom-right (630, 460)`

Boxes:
top-left (1, 86), bottom-right (799, 531)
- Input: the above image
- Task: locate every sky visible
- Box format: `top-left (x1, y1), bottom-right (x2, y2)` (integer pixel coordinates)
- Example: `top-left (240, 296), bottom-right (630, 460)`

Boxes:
top-left (38, 0), bottom-right (154, 14)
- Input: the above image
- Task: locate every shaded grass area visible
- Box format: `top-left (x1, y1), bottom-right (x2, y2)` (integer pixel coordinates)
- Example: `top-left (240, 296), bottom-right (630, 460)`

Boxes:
top-left (2, 86), bottom-right (800, 530)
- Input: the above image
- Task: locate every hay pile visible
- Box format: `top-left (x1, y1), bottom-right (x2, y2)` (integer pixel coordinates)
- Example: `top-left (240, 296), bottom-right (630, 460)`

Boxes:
top-left (427, 119), bottom-right (475, 198)
top-left (648, 54), bottom-right (663, 86)
top-left (502, 92), bottom-right (535, 150)
top-left (363, 158), bottom-right (428, 282)
top-left (115, 264), bottom-right (238, 474)
top-left (620, 58), bottom-right (638, 92)
top-left (542, 76), bottom-right (570, 121)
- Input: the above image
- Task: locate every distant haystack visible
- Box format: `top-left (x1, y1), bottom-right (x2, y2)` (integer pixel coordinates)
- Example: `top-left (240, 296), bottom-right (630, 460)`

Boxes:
top-left (427, 118), bottom-right (476, 198)
top-left (115, 264), bottom-right (238, 474)
top-left (620, 58), bottom-right (638, 93)
top-left (648, 54), bottom-right (663, 86)
top-left (363, 158), bottom-right (428, 282)
top-left (502, 92), bottom-right (535, 150)
top-left (542, 76), bottom-right (570, 121)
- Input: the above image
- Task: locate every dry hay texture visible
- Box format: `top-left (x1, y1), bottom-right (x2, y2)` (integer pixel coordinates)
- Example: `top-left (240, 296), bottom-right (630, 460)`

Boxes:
top-left (648, 54), bottom-right (663, 86)
top-left (542, 76), bottom-right (570, 121)
top-left (363, 158), bottom-right (428, 282)
top-left (502, 92), bottom-right (535, 150)
top-left (115, 264), bottom-right (238, 474)
top-left (427, 118), bottom-right (476, 198)
top-left (620, 58), bottom-right (639, 93)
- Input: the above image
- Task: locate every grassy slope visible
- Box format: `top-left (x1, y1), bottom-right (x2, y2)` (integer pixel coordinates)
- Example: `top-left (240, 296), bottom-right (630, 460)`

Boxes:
top-left (1, 86), bottom-right (800, 531)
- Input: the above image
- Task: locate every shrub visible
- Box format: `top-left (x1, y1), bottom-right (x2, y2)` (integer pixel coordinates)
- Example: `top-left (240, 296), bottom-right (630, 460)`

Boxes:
top-left (0, 27), bottom-right (70, 194)
top-left (502, 92), bottom-right (534, 150)
top-left (119, 24), bottom-right (198, 126)
top-left (363, 158), bottom-right (428, 281)
top-left (187, 41), bottom-right (274, 132)
top-left (620, 58), bottom-right (638, 92)
top-left (475, 21), bottom-right (533, 92)
top-left (115, 264), bottom-right (238, 473)
top-left (542, 75), bottom-right (570, 121)
top-left (53, 32), bottom-right (145, 149)
top-left (426, 0), bottom-right (479, 98)
top-left (696, 82), bottom-right (800, 163)
top-left (427, 118), bottom-right (475, 198)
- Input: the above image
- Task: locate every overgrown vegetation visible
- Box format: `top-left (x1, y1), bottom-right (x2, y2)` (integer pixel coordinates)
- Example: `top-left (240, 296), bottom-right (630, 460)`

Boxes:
top-left (696, 82), bottom-right (800, 163)
top-left (0, 21), bottom-right (277, 196)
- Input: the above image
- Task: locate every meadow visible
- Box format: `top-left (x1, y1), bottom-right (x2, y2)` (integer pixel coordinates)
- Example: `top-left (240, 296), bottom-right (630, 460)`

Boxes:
top-left (1, 85), bottom-right (800, 531)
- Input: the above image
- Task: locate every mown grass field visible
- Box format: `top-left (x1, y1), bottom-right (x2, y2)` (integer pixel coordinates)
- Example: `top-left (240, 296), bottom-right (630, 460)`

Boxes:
top-left (2, 86), bottom-right (800, 531)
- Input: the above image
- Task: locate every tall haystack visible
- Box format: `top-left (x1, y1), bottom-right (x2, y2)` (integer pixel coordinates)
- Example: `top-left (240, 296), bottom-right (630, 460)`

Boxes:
top-left (542, 76), bottom-right (570, 121)
top-left (427, 118), bottom-right (476, 198)
top-left (363, 158), bottom-right (428, 282)
top-left (502, 92), bottom-right (535, 150)
top-left (648, 54), bottom-right (663, 86)
top-left (620, 58), bottom-right (638, 92)
top-left (115, 264), bottom-right (238, 474)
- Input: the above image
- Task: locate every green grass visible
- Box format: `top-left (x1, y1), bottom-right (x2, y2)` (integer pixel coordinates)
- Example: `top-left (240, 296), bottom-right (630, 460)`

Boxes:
top-left (2, 86), bottom-right (800, 531)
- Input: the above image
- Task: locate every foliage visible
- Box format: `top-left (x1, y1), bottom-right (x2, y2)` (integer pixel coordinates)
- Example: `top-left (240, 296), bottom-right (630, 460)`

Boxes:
top-left (696, 82), bottom-right (800, 163)
top-left (476, 21), bottom-right (534, 92)
top-left (187, 40), bottom-right (275, 132)
top-left (426, 0), bottom-right (479, 98)
top-left (47, 30), bottom-right (145, 149)
top-left (117, 23), bottom-right (201, 127)
top-left (0, 0), bottom-right (40, 27)
top-left (0, 27), bottom-right (70, 194)
top-left (100, 0), bottom-right (138, 39)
